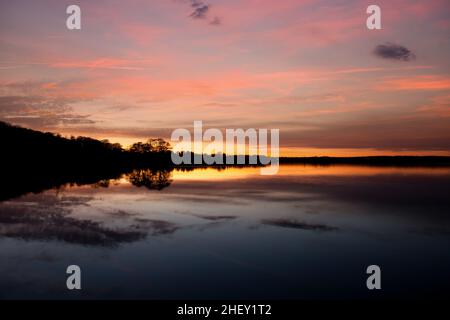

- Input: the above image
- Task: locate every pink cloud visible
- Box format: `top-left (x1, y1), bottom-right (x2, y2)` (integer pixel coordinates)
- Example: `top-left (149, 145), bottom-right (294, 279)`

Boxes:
top-left (377, 75), bottom-right (450, 91)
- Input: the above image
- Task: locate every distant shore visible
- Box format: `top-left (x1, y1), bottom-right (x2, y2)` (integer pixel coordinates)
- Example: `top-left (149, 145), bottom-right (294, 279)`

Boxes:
top-left (2, 121), bottom-right (450, 169)
top-left (278, 156), bottom-right (450, 167)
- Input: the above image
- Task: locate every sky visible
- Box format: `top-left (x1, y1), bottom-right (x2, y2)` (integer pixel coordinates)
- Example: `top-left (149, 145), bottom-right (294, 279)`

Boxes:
top-left (0, 0), bottom-right (449, 156)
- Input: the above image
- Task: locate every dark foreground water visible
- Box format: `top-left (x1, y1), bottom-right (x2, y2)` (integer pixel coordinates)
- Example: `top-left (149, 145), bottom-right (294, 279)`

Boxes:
top-left (0, 165), bottom-right (449, 299)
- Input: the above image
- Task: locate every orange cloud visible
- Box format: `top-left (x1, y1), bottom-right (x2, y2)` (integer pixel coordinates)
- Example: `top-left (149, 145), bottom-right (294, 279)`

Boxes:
top-left (50, 58), bottom-right (159, 70)
top-left (417, 94), bottom-right (450, 117)
top-left (377, 76), bottom-right (450, 91)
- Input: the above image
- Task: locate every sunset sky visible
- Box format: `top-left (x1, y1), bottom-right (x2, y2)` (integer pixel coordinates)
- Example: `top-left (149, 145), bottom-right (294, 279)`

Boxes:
top-left (1, 0), bottom-right (449, 156)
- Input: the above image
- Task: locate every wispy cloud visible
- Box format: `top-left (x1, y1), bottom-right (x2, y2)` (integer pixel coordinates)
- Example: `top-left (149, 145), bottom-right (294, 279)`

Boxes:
top-left (183, 0), bottom-right (221, 25)
top-left (0, 95), bottom-right (95, 128)
top-left (377, 75), bottom-right (450, 91)
top-left (51, 58), bottom-right (157, 71)
top-left (190, 0), bottom-right (210, 19)
top-left (0, 81), bottom-right (95, 129)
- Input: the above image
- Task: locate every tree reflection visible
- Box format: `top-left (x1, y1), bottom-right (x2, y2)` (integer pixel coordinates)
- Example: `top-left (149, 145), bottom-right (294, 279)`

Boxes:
top-left (128, 169), bottom-right (173, 190)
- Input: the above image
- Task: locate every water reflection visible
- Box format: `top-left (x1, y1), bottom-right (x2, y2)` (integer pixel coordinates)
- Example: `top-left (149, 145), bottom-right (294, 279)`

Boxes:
top-left (0, 165), bottom-right (449, 299)
top-left (0, 199), bottom-right (147, 247)
top-left (128, 168), bottom-right (173, 190)
top-left (0, 169), bottom-right (178, 247)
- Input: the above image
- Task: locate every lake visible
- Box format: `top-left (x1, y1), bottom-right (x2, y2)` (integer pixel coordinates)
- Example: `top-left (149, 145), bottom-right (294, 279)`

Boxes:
top-left (0, 165), bottom-right (449, 299)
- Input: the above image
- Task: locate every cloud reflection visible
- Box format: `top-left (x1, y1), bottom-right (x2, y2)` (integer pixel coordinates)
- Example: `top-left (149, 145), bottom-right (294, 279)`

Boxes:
top-left (0, 193), bottom-right (179, 247)
top-left (262, 218), bottom-right (338, 232)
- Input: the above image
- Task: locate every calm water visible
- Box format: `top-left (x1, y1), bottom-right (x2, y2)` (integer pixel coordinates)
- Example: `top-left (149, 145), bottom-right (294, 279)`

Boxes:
top-left (0, 165), bottom-right (449, 299)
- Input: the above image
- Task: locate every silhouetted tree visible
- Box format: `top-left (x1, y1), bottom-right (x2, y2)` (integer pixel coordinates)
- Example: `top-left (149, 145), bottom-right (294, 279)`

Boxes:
top-left (129, 138), bottom-right (171, 154)
top-left (148, 138), bottom-right (171, 153)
